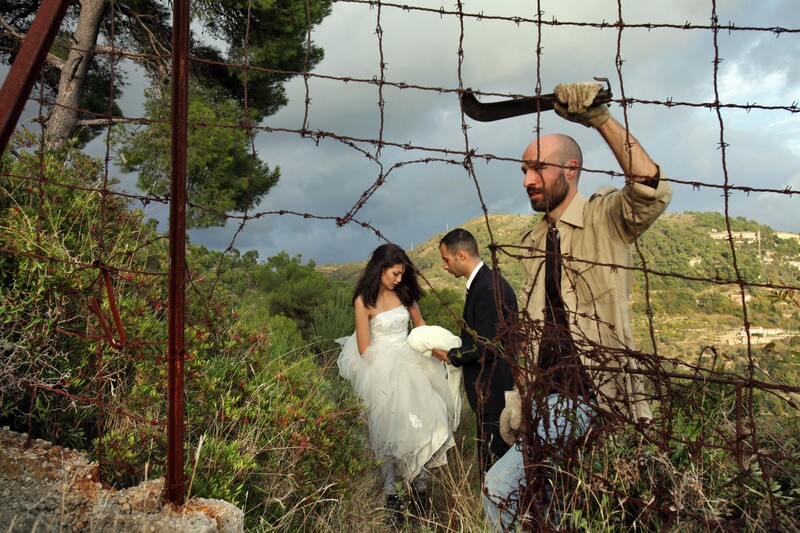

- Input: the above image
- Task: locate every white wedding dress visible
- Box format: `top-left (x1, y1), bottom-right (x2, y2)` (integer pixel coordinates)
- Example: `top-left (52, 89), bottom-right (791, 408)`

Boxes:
top-left (337, 306), bottom-right (455, 482)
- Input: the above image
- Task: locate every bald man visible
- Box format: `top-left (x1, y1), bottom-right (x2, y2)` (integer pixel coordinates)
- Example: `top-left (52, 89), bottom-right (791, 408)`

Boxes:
top-left (483, 82), bottom-right (673, 530)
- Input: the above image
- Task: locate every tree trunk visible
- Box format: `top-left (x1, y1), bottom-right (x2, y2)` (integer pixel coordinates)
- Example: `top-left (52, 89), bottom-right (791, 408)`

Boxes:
top-left (45, 0), bottom-right (107, 148)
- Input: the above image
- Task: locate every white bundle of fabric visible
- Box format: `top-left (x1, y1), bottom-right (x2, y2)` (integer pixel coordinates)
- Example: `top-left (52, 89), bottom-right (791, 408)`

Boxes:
top-left (407, 325), bottom-right (463, 430)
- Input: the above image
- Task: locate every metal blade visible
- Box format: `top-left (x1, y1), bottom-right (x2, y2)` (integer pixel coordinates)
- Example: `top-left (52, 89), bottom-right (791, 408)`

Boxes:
top-left (461, 81), bottom-right (612, 122)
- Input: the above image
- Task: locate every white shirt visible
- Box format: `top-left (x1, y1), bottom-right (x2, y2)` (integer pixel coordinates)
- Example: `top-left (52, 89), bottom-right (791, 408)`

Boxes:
top-left (466, 261), bottom-right (484, 292)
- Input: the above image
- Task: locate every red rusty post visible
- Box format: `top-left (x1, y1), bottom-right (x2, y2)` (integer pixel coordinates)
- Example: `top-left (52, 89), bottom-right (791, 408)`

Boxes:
top-left (166, 0), bottom-right (190, 506)
top-left (0, 0), bottom-right (70, 155)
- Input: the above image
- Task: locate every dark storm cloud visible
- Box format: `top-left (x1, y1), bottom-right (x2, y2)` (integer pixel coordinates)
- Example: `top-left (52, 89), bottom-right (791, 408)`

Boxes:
top-left (64, 0), bottom-right (799, 265)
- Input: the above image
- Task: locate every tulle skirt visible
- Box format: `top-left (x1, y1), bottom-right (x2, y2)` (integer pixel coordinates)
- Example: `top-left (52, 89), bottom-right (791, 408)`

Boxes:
top-left (337, 333), bottom-right (455, 481)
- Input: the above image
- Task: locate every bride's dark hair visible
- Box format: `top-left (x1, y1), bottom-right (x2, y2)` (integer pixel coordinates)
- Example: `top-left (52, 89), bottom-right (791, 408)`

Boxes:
top-left (353, 243), bottom-right (423, 308)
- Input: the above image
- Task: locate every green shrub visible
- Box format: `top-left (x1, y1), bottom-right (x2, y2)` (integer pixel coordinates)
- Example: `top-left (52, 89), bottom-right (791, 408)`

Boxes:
top-left (419, 287), bottom-right (463, 334)
top-left (1, 132), bottom-right (158, 446)
top-left (2, 135), bottom-right (373, 529)
top-left (310, 292), bottom-right (354, 357)
top-left (554, 377), bottom-right (800, 531)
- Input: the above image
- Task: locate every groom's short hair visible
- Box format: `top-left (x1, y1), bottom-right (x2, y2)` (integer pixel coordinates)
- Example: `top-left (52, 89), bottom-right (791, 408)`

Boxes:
top-left (440, 228), bottom-right (479, 258)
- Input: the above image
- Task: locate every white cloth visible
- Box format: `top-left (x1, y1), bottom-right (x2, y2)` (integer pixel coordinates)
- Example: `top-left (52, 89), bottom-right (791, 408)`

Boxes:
top-left (336, 306), bottom-right (455, 481)
top-left (407, 325), bottom-right (464, 430)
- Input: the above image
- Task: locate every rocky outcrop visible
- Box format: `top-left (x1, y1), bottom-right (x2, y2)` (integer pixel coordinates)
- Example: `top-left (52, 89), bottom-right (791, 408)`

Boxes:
top-left (0, 427), bottom-right (243, 532)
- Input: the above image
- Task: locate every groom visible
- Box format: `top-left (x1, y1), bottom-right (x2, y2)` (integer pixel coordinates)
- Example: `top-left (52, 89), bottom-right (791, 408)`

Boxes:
top-left (432, 228), bottom-right (518, 474)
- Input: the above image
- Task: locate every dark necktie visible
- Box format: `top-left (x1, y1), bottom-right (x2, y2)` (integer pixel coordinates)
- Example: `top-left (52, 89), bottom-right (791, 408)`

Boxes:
top-left (540, 224), bottom-right (568, 375)
top-left (545, 223), bottom-right (561, 297)
top-left (540, 223), bottom-right (588, 396)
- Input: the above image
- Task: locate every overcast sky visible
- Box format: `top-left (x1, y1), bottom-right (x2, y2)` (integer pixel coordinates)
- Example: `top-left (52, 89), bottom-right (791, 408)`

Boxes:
top-left (93, 0), bottom-right (800, 265)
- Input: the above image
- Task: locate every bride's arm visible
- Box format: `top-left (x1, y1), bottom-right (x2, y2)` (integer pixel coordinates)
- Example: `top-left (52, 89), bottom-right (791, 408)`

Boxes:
top-left (408, 301), bottom-right (425, 327)
top-left (354, 296), bottom-right (371, 355)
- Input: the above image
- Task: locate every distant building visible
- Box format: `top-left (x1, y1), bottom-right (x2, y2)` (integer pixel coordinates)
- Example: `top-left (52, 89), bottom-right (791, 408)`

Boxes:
top-left (728, 293), bottom-right (752, 304)
top-left (738, 326), bottom-right (785, 337)
top-left (709, 230), bottom-right (759, 241)
top-left (709, 229), bottom-right (800, 242)
top-left (775, 232), bottom-right (800, 242)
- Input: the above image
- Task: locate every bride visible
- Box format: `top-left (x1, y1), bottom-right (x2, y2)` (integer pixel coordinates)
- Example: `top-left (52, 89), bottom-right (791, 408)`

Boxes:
top-left (337, 244), bottom-right (455, 508)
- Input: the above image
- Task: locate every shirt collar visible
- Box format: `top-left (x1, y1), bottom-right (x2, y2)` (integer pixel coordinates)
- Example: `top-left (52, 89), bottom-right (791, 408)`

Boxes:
top-left (466, 261), bottom-right (484, 290)
top-left (532, 191), bottom-right (588, 237)
top-left (557, 191), bottom-right (587, 229)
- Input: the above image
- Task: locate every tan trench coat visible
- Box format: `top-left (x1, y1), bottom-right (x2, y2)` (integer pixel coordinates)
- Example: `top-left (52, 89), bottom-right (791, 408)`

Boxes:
top-left (520, 178), bottom-right (673, 422)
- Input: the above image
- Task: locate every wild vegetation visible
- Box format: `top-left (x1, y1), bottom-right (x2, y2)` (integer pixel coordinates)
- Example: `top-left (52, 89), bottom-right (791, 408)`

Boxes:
top-left (1, 136), bottom-right (369, 530)
top-left (2, 137), bottom-right (799, 530)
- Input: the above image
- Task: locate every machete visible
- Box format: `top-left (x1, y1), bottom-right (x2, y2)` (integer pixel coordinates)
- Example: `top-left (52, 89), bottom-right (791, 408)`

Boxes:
top-left (460, 78), bottom-right (612, 122)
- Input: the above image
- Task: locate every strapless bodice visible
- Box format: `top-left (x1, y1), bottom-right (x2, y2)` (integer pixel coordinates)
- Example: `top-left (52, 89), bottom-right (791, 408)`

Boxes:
top-left (370, 306), bottom-right (410, 346)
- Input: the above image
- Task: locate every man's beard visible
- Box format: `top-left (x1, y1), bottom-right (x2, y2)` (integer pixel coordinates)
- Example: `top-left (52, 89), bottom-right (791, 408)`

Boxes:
top-left (528, 171), bottom-right (569, 213)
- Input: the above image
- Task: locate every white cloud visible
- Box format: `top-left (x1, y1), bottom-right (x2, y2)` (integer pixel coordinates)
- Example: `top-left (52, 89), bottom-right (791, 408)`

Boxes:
top-left (718, 56), bottom-right (790, 105)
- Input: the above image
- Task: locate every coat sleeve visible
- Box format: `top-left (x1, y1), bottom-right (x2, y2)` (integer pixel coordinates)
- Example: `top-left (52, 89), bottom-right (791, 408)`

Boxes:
top-left (600, 175), bottom-right (672, 244)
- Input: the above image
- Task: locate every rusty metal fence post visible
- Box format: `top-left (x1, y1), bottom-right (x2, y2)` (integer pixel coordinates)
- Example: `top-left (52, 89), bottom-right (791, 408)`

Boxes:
top-left (166, 0), bottom-right (190, 506)
top-left (0, 0), bottom-right (70, 155)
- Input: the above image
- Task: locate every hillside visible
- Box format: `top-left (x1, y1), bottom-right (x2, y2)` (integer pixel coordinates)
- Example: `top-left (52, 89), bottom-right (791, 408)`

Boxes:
top-left (321, 211), bottom-right (800, 295)
top-left (320, 211), bottom-right (800, 358)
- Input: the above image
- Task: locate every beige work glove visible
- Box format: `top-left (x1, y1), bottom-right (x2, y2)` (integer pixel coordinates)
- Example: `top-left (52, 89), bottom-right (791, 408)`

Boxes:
top-left (553, 82), bottom-right (611, 128)
top-left (499, 389), bottom-right (522, 446)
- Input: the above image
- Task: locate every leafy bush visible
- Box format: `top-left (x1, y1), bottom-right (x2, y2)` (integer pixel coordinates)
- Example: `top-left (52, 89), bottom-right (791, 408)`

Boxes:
top-left (311, 292), bottom-right (354, 356)
top-left (1, 132), bottom-right (158, 446)
top-left (546, 378), bottom-right (800, 531)
top-left (2, 135), bottom-right (373, 529)
top-left (419, 287), bottom-right (464, 335)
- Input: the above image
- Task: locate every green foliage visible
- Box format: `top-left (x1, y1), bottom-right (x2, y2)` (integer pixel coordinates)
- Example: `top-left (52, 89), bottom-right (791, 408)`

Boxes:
top-left (99, 424), bottom-right (167, 489)
top-left (311, 292), bottom-right (354, 356)
top-left (101, 313), bottom-right (371, 525)
top-left (115, 83), bottom-right (280, 228)
top-left (185, 318), bottom-right (371, 524)
top-left (181, 246), bottom-right (351, 339)
top-left (696, 291), bottom-right (735, 314)
top-left (1, 132), bottom-right (158, 444)
top-left (551, 372), bottom-right (800, 531)
top-left (193, 0), bottom-right (333, 121)
top-left (252, 252), bottom-right (350, 336)
top-left (1, 0), bottom-right (331, 146)
top-left (419, 287), bottom-right (464, 335)
top-left (1, 134), bottom-right (372, 528)
top-left (634, 212), bottom-right (800, 295)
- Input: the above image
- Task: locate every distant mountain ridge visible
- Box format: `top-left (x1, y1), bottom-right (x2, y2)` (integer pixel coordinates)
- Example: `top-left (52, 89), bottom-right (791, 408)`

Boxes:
top-left (320, 211), bottom-right (800, 298)
top-left (319, 211), bottom-right (800, 357)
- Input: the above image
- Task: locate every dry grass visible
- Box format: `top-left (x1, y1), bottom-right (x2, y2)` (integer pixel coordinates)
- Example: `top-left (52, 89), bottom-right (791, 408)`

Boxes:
top-left (249, 408), bottom-right (496, 532)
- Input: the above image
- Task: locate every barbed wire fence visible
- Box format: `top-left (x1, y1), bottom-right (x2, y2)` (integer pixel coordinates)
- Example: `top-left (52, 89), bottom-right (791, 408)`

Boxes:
top-left (1, 0), bottom-right (799, 529)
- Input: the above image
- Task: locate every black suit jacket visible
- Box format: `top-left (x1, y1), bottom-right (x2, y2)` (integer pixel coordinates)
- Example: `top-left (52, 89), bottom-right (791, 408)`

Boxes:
top-left (449, 264), bottom-right (517, 415)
